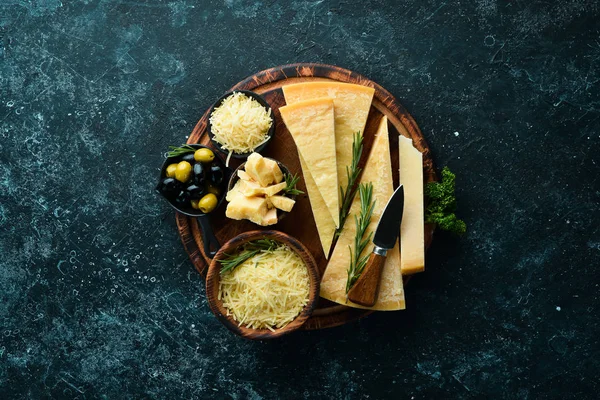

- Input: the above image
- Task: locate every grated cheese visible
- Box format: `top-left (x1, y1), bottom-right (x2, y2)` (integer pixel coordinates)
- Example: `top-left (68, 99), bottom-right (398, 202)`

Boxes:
top-left (209, 92), bottom-right (272, 164)
top-left (218, 244), bottom-right (310, 331)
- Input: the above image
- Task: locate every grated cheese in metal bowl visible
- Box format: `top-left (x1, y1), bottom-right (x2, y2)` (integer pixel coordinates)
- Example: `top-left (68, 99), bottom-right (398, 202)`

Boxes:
top-left (218, 244), bottom-right (310, 331)
top-left (209, 92), bottom-right (273, 165)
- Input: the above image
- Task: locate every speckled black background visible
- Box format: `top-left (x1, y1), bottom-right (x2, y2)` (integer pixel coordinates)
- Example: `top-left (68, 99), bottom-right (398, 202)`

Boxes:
top-left (1, 0), bottom-right (599, 399)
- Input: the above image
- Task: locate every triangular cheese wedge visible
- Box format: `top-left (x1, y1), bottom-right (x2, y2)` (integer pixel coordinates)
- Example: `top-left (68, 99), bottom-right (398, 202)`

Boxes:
top-left (282, 82), bottom-right (375, 190)
top-left (320, 116), bottom-right (405, 310)
top-left (399, 135), bottom-right (425, 274)
top-left (298, 153), bottom-right (336, 258)
top-left (279, 97), bottom-right (340, 227)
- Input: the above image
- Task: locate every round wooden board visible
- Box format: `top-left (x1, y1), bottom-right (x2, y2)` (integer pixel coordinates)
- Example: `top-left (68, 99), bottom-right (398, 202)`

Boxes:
top-left (176, 63), bottom-right (436, 330)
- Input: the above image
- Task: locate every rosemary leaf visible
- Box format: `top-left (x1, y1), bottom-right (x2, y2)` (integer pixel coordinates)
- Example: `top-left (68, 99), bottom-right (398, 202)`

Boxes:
top-left (345, 183), bottom-right (376, 294)
top-left (336, 132), bottom-right (364, 237)
top-left (219, 238), bottom-right (280, 274)
top-left (167, 144), bottom-right (197, 158)
top-left (283, 173), bottom-right (305, 196)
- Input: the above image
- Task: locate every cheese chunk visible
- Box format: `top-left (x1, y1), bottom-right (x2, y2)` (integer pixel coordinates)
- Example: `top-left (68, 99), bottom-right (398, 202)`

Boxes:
top-left (320, 116), bottom-right (405, 310)
top-left (237, 179), bottom-right (263, 197)
top-left (263, 158), bottom-right (283, 184)
top-left (226, 196), bottom-right (269, 225)
top-left (225, 180), bottom-right (245, 202)
top-left (261, 208), bottom-right (278, 226)
top-left (282, 82), bottom-right (375, 190)
top-left (299, 154), bottom-right (336, 258)
top-left (268, 195), bottom-right (295, 212)
top-left (279, 97), bottom-right (340, 227)
top-left (399, 135), bottom-right (425, 274)
top-left (245, 153), bottom-right (274, 186)
top-left (237, 170), bottom-right (253, 181)
top-left (263, 182), bottom-right (286, 197)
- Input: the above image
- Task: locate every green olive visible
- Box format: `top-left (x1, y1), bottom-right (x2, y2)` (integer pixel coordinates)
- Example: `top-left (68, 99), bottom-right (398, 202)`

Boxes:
top-left (190, 199), bottom-right (200, 210)
top-left (175, 161), bottom-right (192, 182)
top-left (207, 184), bottom-right (221, 196)
top-left (166, 163), bottom-right (178, 178)
top-left (194, 148), bottom-right (215, 163)
top-left (198, 193), bottom-right (218, 213)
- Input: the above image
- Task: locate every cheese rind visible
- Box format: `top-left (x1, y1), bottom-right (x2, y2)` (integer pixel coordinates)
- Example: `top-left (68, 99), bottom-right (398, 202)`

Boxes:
top-left (320, 116), bottom-right (405, 310)
top-left (399, 135), bottom-right (425, 274)
top-left (279, 97), bottom-right (340, 227)
top-left (298, 154), bottom-right (336, 258)
top-left (282, 82), bottom-right (375, 190)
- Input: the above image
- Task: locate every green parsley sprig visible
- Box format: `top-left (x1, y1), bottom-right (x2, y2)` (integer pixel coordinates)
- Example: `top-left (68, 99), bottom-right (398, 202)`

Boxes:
top-left (345, 183), bottom-right (375, 293)
top-left (219, 239), bottom-right (280, 274)
top-left (425, 167), bottom-right (466, 236)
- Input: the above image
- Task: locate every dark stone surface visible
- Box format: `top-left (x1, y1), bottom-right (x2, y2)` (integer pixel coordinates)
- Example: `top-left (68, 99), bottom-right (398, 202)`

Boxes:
top-left (1, 0), bottom-right (599, 398)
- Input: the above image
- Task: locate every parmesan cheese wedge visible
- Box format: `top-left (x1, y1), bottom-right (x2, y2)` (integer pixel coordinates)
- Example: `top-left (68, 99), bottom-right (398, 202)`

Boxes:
top-left (282, 82), bottom-right (375, 190)
top-left (298, 153), bottom-right (336, 257)
top-left (320, 116), bottom-right (405, 310)
top-left (399, 135), bottom-right (425, 274)
top-left (279, 97), bottom-right (340, 227)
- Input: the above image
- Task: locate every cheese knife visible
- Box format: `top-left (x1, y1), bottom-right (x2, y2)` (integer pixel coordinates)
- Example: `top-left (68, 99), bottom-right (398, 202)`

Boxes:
top-left (347, 185), bottom-right (404, 307)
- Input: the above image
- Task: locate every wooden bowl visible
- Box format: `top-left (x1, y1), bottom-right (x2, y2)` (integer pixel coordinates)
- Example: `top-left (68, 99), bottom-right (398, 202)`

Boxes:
top-left (206, 230), bottom-right (320, 340)
top-left (226, 158), bottom-right (297, 222)
top-left (207, 90), bottom-right (276, 161)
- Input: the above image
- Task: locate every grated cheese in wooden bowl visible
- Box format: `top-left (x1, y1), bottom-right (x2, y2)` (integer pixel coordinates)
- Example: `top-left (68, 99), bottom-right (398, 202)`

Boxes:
top-left (217, 243), bottom-right (310, 331)
top-left (209, 92), bottom-right (273, 165)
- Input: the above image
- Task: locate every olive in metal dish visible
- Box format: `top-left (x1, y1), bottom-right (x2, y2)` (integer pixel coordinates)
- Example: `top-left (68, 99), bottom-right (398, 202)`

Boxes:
top-left (156, 144), bottom-right (231, 257)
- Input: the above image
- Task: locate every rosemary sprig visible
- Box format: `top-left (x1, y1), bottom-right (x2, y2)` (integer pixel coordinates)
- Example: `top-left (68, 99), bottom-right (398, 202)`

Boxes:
top-left (336, 132), bottom-right (364, 237)
top-left (345, 183), bottom-right (375, 294)
top-left (167, 144), bottom-right (196, 158)
top-left (283, 173), bottom-right (305, 196)
top-left (219, 238), bottom-right (280, 274)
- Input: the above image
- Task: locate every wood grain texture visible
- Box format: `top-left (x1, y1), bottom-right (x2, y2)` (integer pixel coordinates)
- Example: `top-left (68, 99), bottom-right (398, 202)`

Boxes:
top-left (347, 252), bottom-right (387, 307)
top-left (177, 63), bottom-right (437, 330)
top-left (205, 230), bottom-right (319, 340)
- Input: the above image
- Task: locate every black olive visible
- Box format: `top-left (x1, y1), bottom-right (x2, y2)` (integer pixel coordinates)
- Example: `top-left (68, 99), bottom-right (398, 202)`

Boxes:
top-left (186, 184), bottom-right (205, 199)
top-left (209, 164), bottom-right (224, 186)
top-left (181, 153), bottom-right (196, 163)
top-left (174, 190), bottom-right (191, 207)
top-left (193, 163), bottom-right (206, 186)
top-left (157, 177), bottom-right (180, 198)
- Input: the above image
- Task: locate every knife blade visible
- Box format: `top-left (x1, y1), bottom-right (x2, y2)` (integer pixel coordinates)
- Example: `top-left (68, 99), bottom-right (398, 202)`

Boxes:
top-left (372, 185), bottom-right (404, 252)
top-left (347, 185), bottom-right (404, 307)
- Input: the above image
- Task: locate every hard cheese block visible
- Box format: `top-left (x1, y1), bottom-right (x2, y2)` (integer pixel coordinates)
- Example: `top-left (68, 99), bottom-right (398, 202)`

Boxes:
top-left (298, 153), bottom-right (336, 258)
top-left (320, 116), bottom-right (405, 310)
top-left (399, 135), bottom-right (425, 274)
top-left (282, 82), bottom-right (375, 190)
top-left (279, 97), bottom-right (340, 227)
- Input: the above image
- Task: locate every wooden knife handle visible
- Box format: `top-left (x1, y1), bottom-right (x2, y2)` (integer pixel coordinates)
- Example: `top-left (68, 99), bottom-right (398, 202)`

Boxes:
top-left (347, 252), bottom-right (386, 307)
